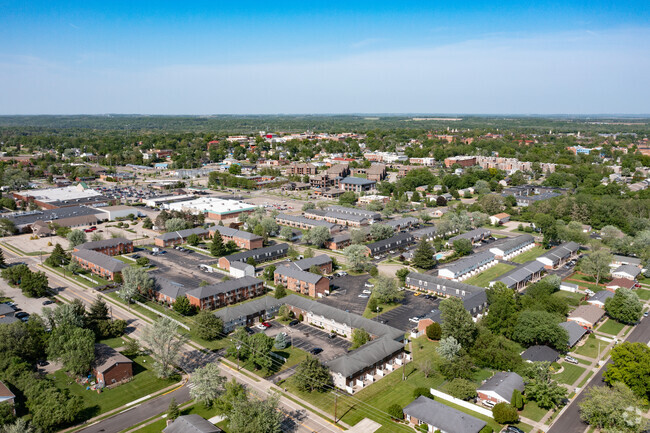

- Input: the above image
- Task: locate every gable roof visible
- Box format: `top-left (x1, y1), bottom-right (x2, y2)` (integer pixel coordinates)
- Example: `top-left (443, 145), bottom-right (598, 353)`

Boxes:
top-left (449, 228), bottom-right (491, 243)
top-left (71, 249), bottom-right (128, 273)
top-left (223, 243), bottom-right (289, 264)
top-left (291, 255), bottom-right (332, 271)
top-left (275, 267), bottom-right (325, 285)
top-left (365, 232), bottom-right (414, 252)
top-left (559, 321), bottom-right (588, 347)
top-left (0, 381), bottom-right (15, 400)
top-left (163, 414), bottom-right (222, 433)
top-left (606, 278), bottom-right (636, 290)
top-left (209, 225), bottom-right (263, 241)
top-left (440, 251), bottom-right (496, 276)
top-left (325, 336), bottom-right (404, 378)
top-left (478, 372), bottom-right (524, 401)
top-left (156, 227), bottom-right (209, 242)
top-left (277, 213), bottom-right (338, 230)
top-left (569, 305), bottom-right (605, 325)
top-left (0, 304), bottom-right (14, 316)
top-left (76, 237), bottom-right (132, 251)
top-left (489, 234), bottom-right (534, 255)
top-left (493, 260), bottom-right (545, 288)
top-left (403, 396), bottom-right (486, 433)
top-left (521, 345), bottom-right (559, 363)
top-left (153, 276), bottom-right (190, 300)
top-left (93, 344), bottom-right (132, 374)
top-left (612, 264), bottom-right (641, 277)
top-left (213, 296), bottom-right (282, 323)
top-left (537, 242), bottom-right (580, 264)
top-left (186, 276), bottom-right (263, 300)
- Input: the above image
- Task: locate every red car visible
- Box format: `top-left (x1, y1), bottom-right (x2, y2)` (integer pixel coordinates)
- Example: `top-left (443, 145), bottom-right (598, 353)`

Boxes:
top-left (261, 322), bottom-right (271, 328)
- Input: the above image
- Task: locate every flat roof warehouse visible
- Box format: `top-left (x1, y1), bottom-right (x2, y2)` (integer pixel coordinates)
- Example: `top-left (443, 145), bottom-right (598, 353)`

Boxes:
top-left (161, 197), bottom-right (257, 216)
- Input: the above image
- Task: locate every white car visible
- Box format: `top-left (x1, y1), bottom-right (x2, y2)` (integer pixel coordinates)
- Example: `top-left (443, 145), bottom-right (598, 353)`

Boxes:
top-left (565, 356), bottom-right (579, 365)
top-left (409, 317), bottom-right (420, 323)
top-left (481, 400), bottom-right (496, 409)
top-left (362, 289), bottom-right (372, 295)
top-left (364, 283), bottom-right (374, 288)
top-left (358, 294), bottom-right (369, 298)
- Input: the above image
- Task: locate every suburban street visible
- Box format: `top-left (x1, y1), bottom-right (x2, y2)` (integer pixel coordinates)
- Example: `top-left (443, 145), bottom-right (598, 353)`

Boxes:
top-left (1, 247), bottom-right (342, 433)
top-left (548, 313), bottom-right (650, 433)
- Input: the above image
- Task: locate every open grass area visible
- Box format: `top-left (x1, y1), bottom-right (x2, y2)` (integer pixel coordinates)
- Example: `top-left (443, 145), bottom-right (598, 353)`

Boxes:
top-left (512, 246), bottom-right (546, 264)
top-left (227, 345), bottom-right (309, 378)
top-left (573, 334), bottom-right (605, 359)
top-left (50, 354), bottom-right (179, 421)
top-left (520, 400), bottom-right (549, 422)
top-left (636, 289), bottom-right (650, 301)
top-left (597, 319), bottom-right (626, 336)
top-left (554, 363), bottom-right (586, 386)
top-left (552, 291), bottom-right (584, 306)
top-left (98, 336), bottom-right (128, 349)
top-left (464, 263), bottom-right (516, 288)
top-left (362, 298), bottom-right (401, 319)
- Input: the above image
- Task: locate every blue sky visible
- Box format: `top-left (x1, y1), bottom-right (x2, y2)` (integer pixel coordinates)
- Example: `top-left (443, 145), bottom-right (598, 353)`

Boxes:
top-left (1, 1), bottom-right (649, 114)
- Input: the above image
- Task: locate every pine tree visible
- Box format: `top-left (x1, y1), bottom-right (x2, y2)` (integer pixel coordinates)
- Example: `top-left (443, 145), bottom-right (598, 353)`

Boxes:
top-left (167, 397), bottom-right (180, 420)
top-left (210, 233), bottom-right (226, 256)
top-left (0, 248), bottom-right (5, 267)
top-left (412, 240), bottom-right (437, 269)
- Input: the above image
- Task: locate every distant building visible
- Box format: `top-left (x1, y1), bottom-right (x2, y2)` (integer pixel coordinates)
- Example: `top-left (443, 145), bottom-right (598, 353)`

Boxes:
top-left (185, 276), bottom-right (265, 310)
top-left (340, 177), bottom-right (376, 193)
top-left (218, 243), bottom-right (289, 271)
top-left (154, 227), bottom-right (210, 247)
top-left (438, 251), bottom-right (497, 281)
top-left (444, 156), bottom-right (476, 168)
top-left (536, 242), bottom-right (580, 269)
top-left (489, 213), bottom-right (510, 225)
top-left (13, 184), bottom-right (108, 209)
top-left (366, 164), bottom-right (387, 181)
top-left (285, 163), bottom-right (317, 176)
top-left (365, 233), bottom-right (414, 257)
top-left (324, 233), bottom-right (351, 251)
top-left (213, 296), bottom-right (282, 333)
top-left (208, 225), bottom-right (264, 250)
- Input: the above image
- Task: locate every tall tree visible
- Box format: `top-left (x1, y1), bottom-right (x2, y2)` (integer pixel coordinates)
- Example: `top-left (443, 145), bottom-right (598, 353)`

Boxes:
top-left (47, 325), bottom-right (96, 375)
top-left (210, 233), bottom-right (227, 256)
top-left (369, 224), bottom-right (394, 241)
top-left (351, 328), bottom-right (370, 349)
top-left (248, 333), bottom-right (274, 370)
top-left (194, 310), bottom-right (224, 341)
top-left (603, 342), bottom-right (650, 400)
top-left (292, 356), bottom-right (333, 392)
top-left (121, 266), bottom-right (153, 299)
top-left (227, 394), bottom-right (283, 433)
top-left (66, 229), bottom-right (87, 247)
top-left (303, 226), bottom-right (330, 247)
top-left (373, 276), bottom-right (404, 304)
top-left (141, 317), bottom-right (187, 378)
top-left (579, 383), bottom-right (647, 433)
top-left (452, 238), bottom-right (473, 256)
top-left (439, 297), bottom-right (477, 349)
top-left (412, 240), bottom-right (437, 269)
top-left (511, 310), bottom-right (568, 350)
top-left (580, 249), bottom-right (613, 284)
top-left (484, 283), bottom-right (517, 337)
top-left (343, 244), bottom-right (371, 271)
top-left (605, 288), bottom-right (643, 325)
top-left (523, 362), bottom-right (568, 409)
top-left (189, 363), bottom-right (227, 407)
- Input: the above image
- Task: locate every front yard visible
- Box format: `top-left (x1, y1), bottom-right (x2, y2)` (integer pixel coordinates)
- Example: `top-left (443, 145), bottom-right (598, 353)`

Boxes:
top-left (573, 334), bottom-right (605, 359)
top-left (464, 263), bottom-right (516, 288)
top-left (554, 362), bottom-right (586, 386)
top-left (512, 246), bottom-right (546, 264)
top-left (596, 318), bottom-right (626, 336)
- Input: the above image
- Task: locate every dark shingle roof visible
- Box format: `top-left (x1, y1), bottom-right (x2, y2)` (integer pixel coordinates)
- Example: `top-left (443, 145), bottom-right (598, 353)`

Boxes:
top-left (209, 225), bottom-right (262, 241)
top-left (493, 260), bottom-right (545, 288)
top-left (521, 345), bottom-right (559, 363)
top-left (213, 296), bottom-right (282, 323)
top-left (403, 396), bottom-right (486, 433)
top-left (223, 243), bottom-right (289, 264)
top-left (291, 255), bottom-right (332, 271)
top-left (71, 249), bottom-right (128, 273)
top-left (77, 237), bottom-right (132, 251)
top-left (366, 233), bottom-right (414, 253)
top-left (489, 234), bottom-right (534, 255)
top-left (449, 228), bottom-right (491, 243)
top-left (163, 415), bottom-right (222, 433)
top-left (537, 242), bottom-right (580, 264)
top-left (153, 276), bottom-right (190, 300)
top-left (559, 321), bottom-right (588, 347)
top-left (478, 372), bottom-right (524, 402)
top-left (93, 344), bottom-right (132, 374)
top-left (325, 337), bottom-right (404, 377)
top-left (156, 227), bottom-right (209, 242)
top-left (186, 276), bottom-right (263, 300)
top-left (275, 267), bottom-right (325, 285)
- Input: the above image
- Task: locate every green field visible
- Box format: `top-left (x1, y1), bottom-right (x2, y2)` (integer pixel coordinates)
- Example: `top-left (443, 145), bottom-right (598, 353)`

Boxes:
top-left (464, 263), bottom-right (516, 288)
top-left (554, 363), bottom-right (586, 386)
top-left (50, 354), bottom-right (179, 420)
top-left (519, 400), bottom-right (549, 422)
top-left (597, 319), bottom-right (626, 336)
top-left (552, 291), bottom-right (584, 306)
top-left (636, 289), bottom-right (650, 301)
top-left (227, 345), bottom-right (309, 378)
top-left (512, 246), bottom-right (546, 264)
top-left (573, 335), bottom-right (605, 359)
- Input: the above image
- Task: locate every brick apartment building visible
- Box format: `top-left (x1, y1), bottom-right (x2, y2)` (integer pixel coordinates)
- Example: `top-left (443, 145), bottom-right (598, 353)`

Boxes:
top-left (290, 255), bottom-right (333, 274)
top-left (75, 237), bottom-right (134, 256)
top-left (154, 227), bottom-right (210, 247)
top-left (208, 225), bottom-right (264, 250)
top-left (443, 156), bottom-right (477, 168)
top-left (285, 163), bottom-right (317, 176)
top-left (218, 243), bottom-right (289, 271)
top-left (185, 276), bottom-right (265, 310)
top-left (71, 249), bottom-right (127, 281)
top-left (366, 164), bottom-right (387, 181)
top-left (274, 267), bottom-right (330, 297)
top-left (310, 174), bottom-right (340, 189)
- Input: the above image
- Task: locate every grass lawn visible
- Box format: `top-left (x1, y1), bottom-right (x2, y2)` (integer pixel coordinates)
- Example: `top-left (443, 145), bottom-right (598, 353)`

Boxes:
top-left (520, 400), bottom-right (549, 422)
top-left (636, 289), bottom-right (650, 301)
top-left (573, 334), bottom-right (605, 359)
top-left (464, 263), bottom-right (516, 288)
top-left (50, 354), bottom-right (179, 421)
top-left (554, 363), bottom-right (586, 386)
top-left (512, 246), bottom-right (546, 264)
top-left (98, 336), bottom-right (128, 349)
top-left (577, 371), bottom-right (594, 389)
top-left (362, 298), bottom-right (401, 319)
top-left (597, 319), bottom-right (626, 336)
top-left (227, 345), bottom-right (309, 378)
top-left (552, 291), bottom-right (584, 307)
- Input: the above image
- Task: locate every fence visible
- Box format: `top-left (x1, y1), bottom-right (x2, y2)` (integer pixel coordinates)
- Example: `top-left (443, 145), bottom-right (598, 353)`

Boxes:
top-left (134, 300), bottom-right (190, 330)
top-left (428, 388), bottom-right (494, 418)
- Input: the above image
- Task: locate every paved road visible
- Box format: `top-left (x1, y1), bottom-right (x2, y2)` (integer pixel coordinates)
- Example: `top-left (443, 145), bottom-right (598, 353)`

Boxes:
top-left (548, 314), bottom-right (650, 433)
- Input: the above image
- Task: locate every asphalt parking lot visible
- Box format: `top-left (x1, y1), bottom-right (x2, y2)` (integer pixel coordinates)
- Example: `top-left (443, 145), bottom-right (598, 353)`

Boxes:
top-left (145, 247), bottom-right (223, 286)
top-left (375, 291), bottom-right (440, 332)
top-left (318, 274), bottom-right (371, 316)
top-left (265, 320), bottom-right (350, 362)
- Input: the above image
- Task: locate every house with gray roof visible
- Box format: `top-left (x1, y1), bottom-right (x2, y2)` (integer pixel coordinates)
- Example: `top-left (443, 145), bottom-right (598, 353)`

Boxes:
top-left (208, 225), bottom-right (263, 250)
top-left (0, 304), bottom-right (17, 325)
top-left (611, 255), bottom-right (642, 267)
top-left (385, 217), bottom-right (419, 232)
top-left (611, 264), bottom-right (641, 280)
top-left (522, 345), bottom-right (559, 363)
top-left (75, 237), bottom-right (133, 256)
top-left (478, 372), bottom-right (525, 404)
top-left (154, 227), bottom-right (210, 247)
top-left (213, 296), bottom-right (282, 333)
top-left (340, 176), bottom-right (376, 193)
top-left (536, 242), bottom-right (580, 269)
top-left (218, 243), bottom-right (289, 271)
top-left (290, 255), bottom-right (333, 274)
top-left (491, 260), bottom-right (545, 290)
top-left (559, 321), bottom-right (588, 347)
top-left (276, 213), bottom-right (339, 231)
top-left (438, 250), bottom-right (497, 281)
top-left (411, 225), bottom-right (441, 241)
top-left (403, 396), bottom-right (486, 433)
top-left (274, 266), bottom-right (330, 297)
top-left (71, 249), bottom-right (127, 281)
top-left (489, 234), bottom-right (535, 260)
top-left (304, 208), bottom-right (370, 227)
top-left (447, 228), bottom-right (491, 246)
top-left (325, 205), bottom-right (381, 222)
top-left (163, 414), bottom-right (222, 433)
top-left (365, 232), bottom-right (414, 257)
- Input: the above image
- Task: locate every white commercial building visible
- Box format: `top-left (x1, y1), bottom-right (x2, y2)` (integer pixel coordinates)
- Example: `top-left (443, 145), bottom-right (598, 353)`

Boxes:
top-left (162, 196), bottom-right (257, 220)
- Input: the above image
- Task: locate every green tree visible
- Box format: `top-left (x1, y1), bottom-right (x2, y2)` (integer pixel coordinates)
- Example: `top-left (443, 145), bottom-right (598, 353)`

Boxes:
top-left (412, 240), bottom-right (437, 269)
top-left (227, 394), bottom-right (283, 433)
top-left (0, 401), bottom-right (16, 426)
top-left (120, 266), bottom-right (153, 302)
top-left (580, 249), bottom-right (613, 284)
top-left (263, 264), bottom-right (276, 281)
top-left (303, 226), bottom-right (330, 247)
top-left (136, 256), bottom-right (150, 266)
top-left (603, 342), bottom-right (650, 400)
top-left (165, 217), bottom-right (189, 232)
top-left (523, 362), bottom-right (568, 409)
top-left (373, 275), bottom-right (404, 304)
top-left (426, 322), bottom-right (442, 340)
top-left (367, 297), bottom-right (378, 314)
top-left (141, 317), bottom-right (187, 378)
top-left (46, 242), bottom-right (68, 267)
top-left (273, 332), bottom-right (288, 350)
top-left (439, 297), bottom-right (477, 349)
top-left (279, 226), bottom-right (294, 241)
top-left (186, 233), bottom-right (200, 246)
top-left (47, 325), bottom-right (96, 375)
top-left (194, 310), bottom-right (224, 341)
top-left (470, 328), bottom-right (523, 372)
top-left (228, 164), bottom-right (242, 175)
top-left (248, 333), bottom-right (274, 370)
top-left (370, 224), bottom-right (393, 241)
top-left (1, 419), bottom-right (38, 433)
top-left (452, 238), bottom-right (473, 256)
top-left (511, 310), bottom-right (568, 350)
top-left (437, 336), bottom-right (462, 361)
top-left (343, 244), bottom-right (370, 272)
top-left (579, 383), bottom-right (647, 433)
top-left (142, 217), bottom-right (154, 229)
top-left (0, 218), bottom-right (16, 236)
top-left (210, 232), bottom-right (227, 256)
top-left (484, 283), bottom-right (517, 336)
top-left (351, 328), bottom-right (370, 349)
top-left (173, 295), bottom-right (196, 316)
top-left (20, 270), bottom-right (49, 297)
top-left (214, 378), bottom-right (247, 416)
top-left (274, 285), bottom-right (287, 299)
top-left (605, 288), bottom-right (643, 325)
top-left (492, 403), bottom-right (519, 424)
top-left (396, 267), bottom-right (410, 284)
top-left (350, 228), bottom-right (368, 244)
top-left (66, 229), bottom-right (87, 247)
top-left (189, 363), bottom-right (226, 407)
top-left (446, 378), bottom-right (477, 401)
top-left (0, 248), bottom-right (5, 267)
top-left (167, 397), bottom-right (180, 420)
top-left (87, 295), bottom-right (109, 329)
top-left (511, 389), bottom-right (524, 410)
top-left (338, 191), bottom-right (357, 206)
top-left (387, 404), bottom-right (403, 420)
top-left (292, 356), bottom-right (333, 392)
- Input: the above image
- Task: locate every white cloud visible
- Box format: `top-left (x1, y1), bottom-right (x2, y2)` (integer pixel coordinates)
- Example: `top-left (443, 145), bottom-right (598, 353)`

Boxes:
top-left (1, 28), bottom-right (648, 114)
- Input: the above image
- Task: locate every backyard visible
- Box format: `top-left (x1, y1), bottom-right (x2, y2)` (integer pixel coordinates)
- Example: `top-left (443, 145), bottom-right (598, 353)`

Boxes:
top-left (512, 246), bottom-right (546, 264)
top-left (464, 263), bottom-right (516, 288)
top-left (551, 291), bottom-right (584, 307)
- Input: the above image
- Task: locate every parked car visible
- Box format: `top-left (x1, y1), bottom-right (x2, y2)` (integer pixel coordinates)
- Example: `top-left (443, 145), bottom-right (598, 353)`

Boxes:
top-left (243, 327), bottom-right (254, 335)
top-left (289, 319), bottom-right (300, 326)
top-left (358, 294), bottom-right (369, 298)
top-left (481, 400), bottom-right (496, 409)
top-left (261, 322), bottom-right (271, 328)
top-left (409, 317), bottom-right (420, 323)
top-left (309, 347), bottom-right (323, 355)
top-left (362, 290), bottom-right (372, 295)
top-left (328, 333), bottom-right (336, 339)
top-left (506, 426), bottom-right (524, 433)
top-left (644, 312), bottom-right (649, 318)
top-left (42, 300), bottom-right (54, 305)
top-left (564, 354), bottom-right (579, 362)
top-left (364, 283), bottom-right (374, 288)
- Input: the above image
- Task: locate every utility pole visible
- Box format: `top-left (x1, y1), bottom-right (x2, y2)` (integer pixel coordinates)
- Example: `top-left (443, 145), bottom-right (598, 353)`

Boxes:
top-left (334, 392), bottom-right (338, 423)
top-left (402, 353), bottom-right (406, 381)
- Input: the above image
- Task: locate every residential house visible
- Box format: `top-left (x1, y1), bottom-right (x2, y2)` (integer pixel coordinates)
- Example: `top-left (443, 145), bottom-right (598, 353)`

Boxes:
top-left (154, 227), bottom-right (210, 248)
top-left (93, 344), bottom-right (133, 387)
top-left (0, 304), bottom-right (18, 325)
top-left (521, 345), bottom-right (559, 363)
top-left (535, 242), bottom-right (580, 269)
top-left (491, 260), bottom-right (545, 290)
top-left (489, 213), bottom-right (511, 225)
top-left (71, 249), bottom-right (127, 281)
top-left (325, 206), bottom-right (381, 223)
top-left (568, 305), bottom-right (605, 329)
top-left (406, 273), bottom-right (488, 320)
top-left (488, 235), bottom-right (534, 260)
top-left (0, 381), bottom-right (15, 409)
top-left (185, 276), bottom-right (265, 310)
top-left (560, 282), bottom-right (579, 293)
top-left (274, 267), bottom-right (330, 297)
top-left (611, 264), bottom-right (641, 280)
top-left (163, 414), bottom-right (222, 433)
top-left (365, 233), bottom-right (414, 257)
top-left (446, 228), bottom-right (492, 246)
top-left (208, 225), bottom-right (264, 250)
top-left (438, 251), bottom-right (497, 281)
top-left (605, 278), bottom-right (636, 292)
top-left (477, 372), bottom-right (525, 405)
top-left (403, 396), bottom-right (486, 433)
top-left (75, 237), bottom-right (134, 256)
top-left (586, 291), bottom-right (614, 308)
top-left (411, 225), bottom-right (441, 242)
top-left (611, 255), bottom-right (642, 267)
top-left (213, 296), bottom-right (282, 333)
top-left (218, 243), bottom-right (289, 271)
top-left (559, 321), bottom-right (588, 347)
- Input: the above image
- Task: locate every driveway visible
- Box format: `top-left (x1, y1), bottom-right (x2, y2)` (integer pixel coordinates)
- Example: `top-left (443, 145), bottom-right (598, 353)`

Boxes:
top-left (146, 248), bottom-right (224, 286)
top-left (318, 274), bottom-right (371, 315)
top-left (375, 291), bottom-right (440, 331)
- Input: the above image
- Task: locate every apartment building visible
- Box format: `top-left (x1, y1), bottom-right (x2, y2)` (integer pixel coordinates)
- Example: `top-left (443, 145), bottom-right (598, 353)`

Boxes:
top-left (438, 251), bottom-right (498, 281)
top-left (536, 242), bottom-right (580, 269)
top-left (365, 233), bottom-right (414, 256)
top-left (71, 249), bottom-right (127, 281)
top-left (208, 225), bottom-right (264, 250)
top-left (275, 213), bottom-right (339, 232)
top-left (185, 276), bottom-right (265, 310)
top-left (75, 237), bottom-right (134, 256)
top-left (488, 234), bottom-right (534, 260)
top-left (154, 227), bottom-right (210, 247)
top-left (274, 267), bottom-right (330, 297)
top-left (340, 177), bottom-right (376, 193)
top-left (218, 243), bottom-right (289, 271)
top-left (290, 255), bottom-right (333, 274)
top-left (285, 163), bottom-right (317, 176)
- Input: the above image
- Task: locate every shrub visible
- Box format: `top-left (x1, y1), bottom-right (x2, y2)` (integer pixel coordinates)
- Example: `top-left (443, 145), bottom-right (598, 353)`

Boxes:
top-left (298, 313), bottom-right (304, 322)
top-left (387, 403), bottom-right (403, 420)
top-left (445, 378), bottom-right (477, 401)
top-left (511, 389), bottom-right (524, 410)
top-left (369, 266), bottom-right (378, 277)
top-left (426, 322), bottom-right (442, 340)
top-left (479, 427), bottom-right (494, 433)
top-left (413, 387), bottom-right (434, 399)
top-left (492, 403), bottom-right (519, 424)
